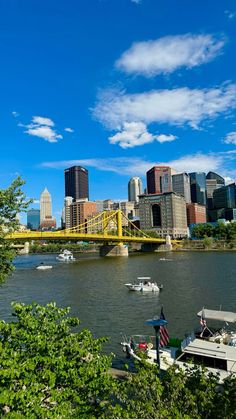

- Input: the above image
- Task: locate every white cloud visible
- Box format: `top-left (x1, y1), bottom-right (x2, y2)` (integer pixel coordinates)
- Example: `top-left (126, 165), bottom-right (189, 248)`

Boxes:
top-left (25, 126), bottom-right (62, 143)
top-left (156, 134), bottom-right (177, 143)
top-left (64, 127), bottom-right (74, 133)
top-left (12, 111), bottom-right (20, 117)
top-left (108, 122), bottom-right (177, 148)
top-left (225, 10), bottom-right (236, 20)
top-left (93, 84), bottom-right (236, 131)
top-left (224, 176), bottom-right (235, 185)
top-left (32, 116), bottom-right (54, 126)
top-left (21, 116), bottom-right (62, 143)
top-left (165, 153), bottom-right (221, 174)
top-left (40, 150), bottom-right (236, 180)
top-left (223, 131), bottom-right (236, 145)
top-left (116, 34), bottom-right (225, 76)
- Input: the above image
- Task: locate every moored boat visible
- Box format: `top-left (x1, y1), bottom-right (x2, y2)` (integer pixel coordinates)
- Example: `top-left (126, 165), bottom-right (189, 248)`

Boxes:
top-left (121, 308), bottom-right (236, 383)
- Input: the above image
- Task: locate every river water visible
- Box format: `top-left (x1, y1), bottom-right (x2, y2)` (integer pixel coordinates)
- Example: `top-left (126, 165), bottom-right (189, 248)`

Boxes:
top-left (0, 251), bottom-right (235, 363)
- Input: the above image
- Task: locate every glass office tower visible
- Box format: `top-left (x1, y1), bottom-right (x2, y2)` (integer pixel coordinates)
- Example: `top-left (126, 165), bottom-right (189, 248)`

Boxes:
top-left (206, 171), bottom-right (225, 209)
top-left (64, 166), bottom-right (89, 201)
top-left (27, 209), bottom-right (40, 230)
top-left (189, 172), bottom-right (206, 206)
top-left (213, 183), bottom-right (236, 209)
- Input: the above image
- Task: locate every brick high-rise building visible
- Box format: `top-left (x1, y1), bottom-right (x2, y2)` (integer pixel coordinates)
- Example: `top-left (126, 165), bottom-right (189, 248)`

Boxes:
top-left (186, 203), bottom-right (206, 225)
top-left (70, 200), bottom-right (97, 231)
top-left (64, 166), bottom-right (89, 201)
top-left (146, 166), bottom-right (175, 195)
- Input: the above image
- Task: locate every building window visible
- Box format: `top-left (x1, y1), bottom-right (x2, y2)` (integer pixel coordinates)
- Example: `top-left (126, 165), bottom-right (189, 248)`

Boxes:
top-left (152, 204), bottom-right (161, 227)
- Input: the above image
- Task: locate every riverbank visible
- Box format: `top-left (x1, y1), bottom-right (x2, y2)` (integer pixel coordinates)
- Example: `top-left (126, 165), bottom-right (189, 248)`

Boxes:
top-left (27, 240), bottom-right (236, 255)
top-left (174, 238), bottom-right (236, 251)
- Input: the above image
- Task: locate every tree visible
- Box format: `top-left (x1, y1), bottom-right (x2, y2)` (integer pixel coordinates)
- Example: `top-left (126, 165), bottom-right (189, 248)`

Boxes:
top-left (191, 224), bottom-right (214, 239)
top-left (1, 302), bottom-right (236, 418)
top-left (104, 362), bottom-right (236, 419)
top-left (203, 235), bottom-right (214, 249)
top-left (0, 177), bottom-right (31, 281)
top-left (0, 302), bottom-right (114, 418)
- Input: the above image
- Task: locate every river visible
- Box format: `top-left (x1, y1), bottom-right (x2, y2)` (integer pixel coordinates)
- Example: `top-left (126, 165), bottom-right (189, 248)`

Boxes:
top-left (0, 251), bottom-right (235, 363)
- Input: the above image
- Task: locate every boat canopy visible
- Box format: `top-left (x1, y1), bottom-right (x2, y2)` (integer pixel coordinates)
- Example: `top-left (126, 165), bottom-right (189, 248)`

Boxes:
top-left (197, 309), bottom-right (236, 323)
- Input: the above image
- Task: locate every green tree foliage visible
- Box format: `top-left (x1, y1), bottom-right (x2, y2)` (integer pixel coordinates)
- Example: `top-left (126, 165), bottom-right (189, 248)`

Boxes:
top-left (1, 302), bottom-right (236, 418)
top-left (192, 222), bottom-right (236, 241)
top-left (191, 224), bottom-right (214, 239)
top-left (0, 302), bottom-right (114, 418)
top-left (203, 235), bottom-right (214, 249)
top-left (105, 362), bottom-right (236, 419)
top-left (0, 177), bottom-right (31, 281)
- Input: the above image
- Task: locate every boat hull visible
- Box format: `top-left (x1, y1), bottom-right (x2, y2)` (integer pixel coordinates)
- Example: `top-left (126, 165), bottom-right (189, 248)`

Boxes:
top-left (36, 265), bottom-right (52, 270)
top-left (125, 283), bottom-right (160, 292)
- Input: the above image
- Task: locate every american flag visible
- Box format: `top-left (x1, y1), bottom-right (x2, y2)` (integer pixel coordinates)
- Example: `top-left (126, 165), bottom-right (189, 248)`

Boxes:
top-left (200, 308), bottom-right (207, 328)
top-left (159, 307), bottom-right (169, 347)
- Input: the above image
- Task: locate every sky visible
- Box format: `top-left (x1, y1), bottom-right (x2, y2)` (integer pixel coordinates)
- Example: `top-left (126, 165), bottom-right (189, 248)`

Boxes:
top-left (1, 0), bottom-right (236, 224)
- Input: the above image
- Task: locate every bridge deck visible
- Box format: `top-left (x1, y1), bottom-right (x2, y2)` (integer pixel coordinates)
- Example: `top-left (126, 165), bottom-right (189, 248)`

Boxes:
top-left (6, 231), bottom-right (170, 243)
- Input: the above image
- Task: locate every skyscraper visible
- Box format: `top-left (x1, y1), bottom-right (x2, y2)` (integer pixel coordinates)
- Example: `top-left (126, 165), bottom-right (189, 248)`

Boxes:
top-left (64, 166), bottom-right (89, 201)
top-left (189, 172), bottom-right (206, 205)
top-left (206, 171), bottom-right (225, 209)
top-left (40, 188), bottom-right (52, 223)
top-left (128, 177), bottom-right (142, 202)
top-left (64, 196), bottom-right (73, 229)
top-left (139, 192), bottom-right (188, 238)
top-left (27, 209), bottom-right (40, 230)
top-left (146, 166), bottom-right (175, 195)
top-left (40, 188), bottom-right (56, 230)
top-left (172, 173), bottom-right (191, 203)
top-left (213, 183), bottom-right (236, 209)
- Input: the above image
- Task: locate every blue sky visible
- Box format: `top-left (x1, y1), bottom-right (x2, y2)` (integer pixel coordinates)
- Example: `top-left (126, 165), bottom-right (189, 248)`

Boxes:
top-left (1, 0), bottom-right (236, 224)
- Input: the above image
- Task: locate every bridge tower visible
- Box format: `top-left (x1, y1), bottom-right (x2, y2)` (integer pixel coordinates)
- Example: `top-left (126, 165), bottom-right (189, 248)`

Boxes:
top-left (99, 210), bottom-right (129, 257)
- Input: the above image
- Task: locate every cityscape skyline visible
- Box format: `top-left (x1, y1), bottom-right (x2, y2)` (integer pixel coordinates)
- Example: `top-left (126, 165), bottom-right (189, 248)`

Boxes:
top-left (26, 164), bottom-right (235, 229)
top-left (0, 0), bottom-right (236, 225)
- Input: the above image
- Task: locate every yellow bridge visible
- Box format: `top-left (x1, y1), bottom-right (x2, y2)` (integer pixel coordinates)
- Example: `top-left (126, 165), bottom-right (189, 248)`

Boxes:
top-left (7, 210), bottom-right (178, 255)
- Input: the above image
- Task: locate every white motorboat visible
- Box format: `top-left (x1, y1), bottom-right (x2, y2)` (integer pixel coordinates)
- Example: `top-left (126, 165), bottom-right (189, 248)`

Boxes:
top-left (121, 308), bottom-right (236, 383)
top-left (36, 264), bottom-right (53, 270)
top-left (56, 249), bottom-right (75, 262)
top-left (125, 277), bottom-right (162, 292)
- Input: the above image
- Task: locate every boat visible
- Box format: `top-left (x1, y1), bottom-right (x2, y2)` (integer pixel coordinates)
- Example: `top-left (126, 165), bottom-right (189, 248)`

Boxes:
top-left (56, 249), bottom-right (75, 261)
top-left (36, 264), bottom-right (53, 270)
top-left (159, 258), bottom-right (172, 261)
top-left (125, 277), bottom-right (163, 292)
top-left (121, 308), bottom-right (236, 383)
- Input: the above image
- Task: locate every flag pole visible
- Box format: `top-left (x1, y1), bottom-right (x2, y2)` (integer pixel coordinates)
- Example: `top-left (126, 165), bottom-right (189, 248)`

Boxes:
top-left (146, 316), bottom-right (168, 371)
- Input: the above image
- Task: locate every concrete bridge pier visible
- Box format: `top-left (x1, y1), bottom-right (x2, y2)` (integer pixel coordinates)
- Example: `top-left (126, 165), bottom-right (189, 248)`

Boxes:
top-left (141, 235), bottom-right (172, 252)
top-left (100, 243), bottom-right (129, 257)
top-left (19, 242), bottom-right (30, 255)
top-left (165, 235), bottom-right (172, 251)
top-left (156, 235), bottom-right (173, 252)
